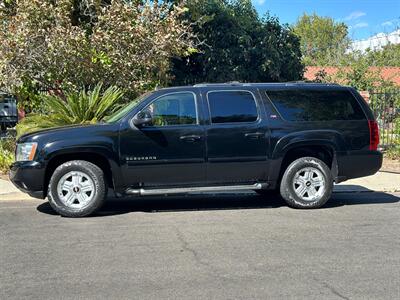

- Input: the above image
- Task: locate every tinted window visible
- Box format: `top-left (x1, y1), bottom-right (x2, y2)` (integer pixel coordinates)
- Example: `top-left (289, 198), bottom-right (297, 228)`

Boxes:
top-left (144, 92), bottom-right (197, 126)
top-left (266, 89), bottom-right (366, 121)
top-left (208, 91), bottom-right (258, 123)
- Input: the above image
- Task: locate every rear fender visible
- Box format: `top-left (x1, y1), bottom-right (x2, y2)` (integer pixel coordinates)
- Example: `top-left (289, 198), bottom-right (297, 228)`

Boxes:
top-left (269, 130), bottom-right (346, 183)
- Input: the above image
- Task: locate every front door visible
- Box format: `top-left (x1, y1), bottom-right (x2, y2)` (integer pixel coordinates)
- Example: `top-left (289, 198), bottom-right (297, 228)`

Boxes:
top-left (120, 91), bottom-right (206, 188)
top-left (204, 89), bottom-right (269, 184)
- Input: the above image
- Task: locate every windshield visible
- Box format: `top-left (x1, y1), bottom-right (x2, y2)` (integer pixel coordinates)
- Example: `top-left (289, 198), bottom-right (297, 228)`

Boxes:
top-left (105, 92), bottom-right (153, 123)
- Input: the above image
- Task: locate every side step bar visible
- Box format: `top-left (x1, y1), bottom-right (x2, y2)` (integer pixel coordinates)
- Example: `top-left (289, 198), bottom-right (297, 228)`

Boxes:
top-left (126, 183), bottom-right (266, 196)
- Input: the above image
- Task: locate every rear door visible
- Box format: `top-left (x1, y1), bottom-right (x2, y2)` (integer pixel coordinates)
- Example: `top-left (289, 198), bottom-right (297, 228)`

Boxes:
top-left (203, 89), bottom-right (269, 184)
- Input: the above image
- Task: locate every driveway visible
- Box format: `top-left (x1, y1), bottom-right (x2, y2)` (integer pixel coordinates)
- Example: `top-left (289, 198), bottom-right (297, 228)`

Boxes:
top-left (1, 192), bottom-right (399, 299)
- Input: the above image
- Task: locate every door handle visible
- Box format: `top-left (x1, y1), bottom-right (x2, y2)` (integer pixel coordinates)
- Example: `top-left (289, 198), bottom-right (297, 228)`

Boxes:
top-left (245, 132), bottom-right (264, 139)
top-left (180, 135), bottom-right (201, 142)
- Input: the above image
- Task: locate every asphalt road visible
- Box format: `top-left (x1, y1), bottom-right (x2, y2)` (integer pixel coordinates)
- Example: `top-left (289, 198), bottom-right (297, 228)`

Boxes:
top-left (1, 191), bottom-right (399, 299)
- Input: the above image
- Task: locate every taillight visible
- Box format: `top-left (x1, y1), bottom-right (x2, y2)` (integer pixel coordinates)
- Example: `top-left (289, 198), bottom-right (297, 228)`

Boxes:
top-left (368, 120), bottom-right (379, 151)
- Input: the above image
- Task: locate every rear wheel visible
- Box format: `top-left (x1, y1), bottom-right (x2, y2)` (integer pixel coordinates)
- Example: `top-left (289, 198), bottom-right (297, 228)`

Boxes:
top-left (280, 157), bottom-right (333, 209)
top-left (47, 160), bottom-right (106, 217)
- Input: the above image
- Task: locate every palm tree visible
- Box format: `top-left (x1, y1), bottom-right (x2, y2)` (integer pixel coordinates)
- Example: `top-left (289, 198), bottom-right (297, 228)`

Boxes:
top-left (17, 83), bottom-right (124, 137)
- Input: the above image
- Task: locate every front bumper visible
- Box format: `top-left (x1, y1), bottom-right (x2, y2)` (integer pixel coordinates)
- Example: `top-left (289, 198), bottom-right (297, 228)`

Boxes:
top-left (9, 161), bottom-right (46, 199)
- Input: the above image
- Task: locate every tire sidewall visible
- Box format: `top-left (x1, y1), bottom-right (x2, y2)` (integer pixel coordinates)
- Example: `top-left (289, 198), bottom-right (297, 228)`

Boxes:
top-left (48, 161), bottom-right (106, 217)
top-left (280, 157), bottom-right (333, 209)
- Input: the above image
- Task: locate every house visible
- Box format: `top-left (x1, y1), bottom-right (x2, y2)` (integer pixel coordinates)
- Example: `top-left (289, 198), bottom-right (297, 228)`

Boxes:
top-left (304, 66), bottom-right (400, 103)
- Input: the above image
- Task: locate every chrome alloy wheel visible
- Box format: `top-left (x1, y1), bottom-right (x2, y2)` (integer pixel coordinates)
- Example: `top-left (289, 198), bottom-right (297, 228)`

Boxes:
top-left (292, 167), bottom-right (326, 202)
top-left (56, 171), bottom-right (95, 209)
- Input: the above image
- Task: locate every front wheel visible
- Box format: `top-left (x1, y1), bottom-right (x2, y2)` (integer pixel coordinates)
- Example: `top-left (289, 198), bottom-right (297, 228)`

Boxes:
top-left (47, 160), bottom-right (106, 217)
top-left (280, 157), bottom-right (333, 209)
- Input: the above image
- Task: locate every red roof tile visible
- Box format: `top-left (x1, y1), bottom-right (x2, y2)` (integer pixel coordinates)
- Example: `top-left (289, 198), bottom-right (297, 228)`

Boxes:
top-left (304, 66), bottom-right (400, 86)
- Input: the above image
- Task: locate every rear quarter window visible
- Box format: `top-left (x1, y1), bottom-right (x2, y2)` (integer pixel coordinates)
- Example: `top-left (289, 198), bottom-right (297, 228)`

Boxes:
top-left (266, 89), bottom-right (366, 122)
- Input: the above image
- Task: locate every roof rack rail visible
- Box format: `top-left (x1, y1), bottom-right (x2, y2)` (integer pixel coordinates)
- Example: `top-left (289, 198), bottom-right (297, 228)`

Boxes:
top-left (285, 80), bottom-right (340, 85)
top-left (193, 81), bottom-right (248, 87)
top-left (286, 80), bottom-right (312, 83)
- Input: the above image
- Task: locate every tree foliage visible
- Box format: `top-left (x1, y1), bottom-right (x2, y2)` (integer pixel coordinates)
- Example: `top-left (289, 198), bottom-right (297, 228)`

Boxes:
top-left (293, 13), bottom-right (350, 66)
top-left (364, 43), bottom-right (400, 67)
top-left (171, 0), bottom-right (304, 84)
top-left (0, 0), bottom-right (196, 96)
top-left (313, 61), bottom-right (394, 91)
top-left (336, 61), bottom-right (392, 91)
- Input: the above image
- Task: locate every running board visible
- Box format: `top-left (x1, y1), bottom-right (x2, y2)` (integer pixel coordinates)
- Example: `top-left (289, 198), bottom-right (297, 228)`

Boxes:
top-left (126, 183), bottom-right (265, 196)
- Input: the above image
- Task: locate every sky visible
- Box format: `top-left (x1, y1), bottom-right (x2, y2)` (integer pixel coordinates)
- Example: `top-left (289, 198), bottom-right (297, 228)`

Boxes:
top-left (252, 0), bottom-right (400, 41)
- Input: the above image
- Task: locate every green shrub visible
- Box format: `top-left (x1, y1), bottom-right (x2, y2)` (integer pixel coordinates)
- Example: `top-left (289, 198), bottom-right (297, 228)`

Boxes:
top-left (0, 0), bottom-right (196, 99)
top-left (16, 83), bottom-right (124, 137)
top-left (0, 138), bottom-right (15, 173)
top-left (386, 139), bottom-right (400, 161)
top-left (395, 118), bottom-right (400, 135)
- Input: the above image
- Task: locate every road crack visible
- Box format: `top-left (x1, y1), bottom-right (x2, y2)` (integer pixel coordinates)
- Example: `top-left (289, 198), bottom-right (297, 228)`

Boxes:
top-left (175, 227), bottom-right (214, 271)
top-left (317, 279), bottom-right (350, 300)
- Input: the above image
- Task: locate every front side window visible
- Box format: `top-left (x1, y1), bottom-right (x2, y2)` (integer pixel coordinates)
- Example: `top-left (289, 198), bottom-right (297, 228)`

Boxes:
top-left (207, 91), bottom-right (258, 123)
top-left (143, 92), bottom-right (197, 126)
top-left (266, 89), bottom-right (366, 122)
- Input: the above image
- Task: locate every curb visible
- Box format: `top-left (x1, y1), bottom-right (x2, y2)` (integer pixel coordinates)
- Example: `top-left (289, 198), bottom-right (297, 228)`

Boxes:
top-left (380, 170), bottom-right (400, 175)
top-left (0, 192), bottom-right (36, 201)
top-left (333, 189), bottom-right (400, 194)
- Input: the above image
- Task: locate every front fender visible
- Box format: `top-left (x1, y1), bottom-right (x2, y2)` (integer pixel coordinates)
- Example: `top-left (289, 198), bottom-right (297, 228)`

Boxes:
top-left (41, 142), bottom-right (124, 191)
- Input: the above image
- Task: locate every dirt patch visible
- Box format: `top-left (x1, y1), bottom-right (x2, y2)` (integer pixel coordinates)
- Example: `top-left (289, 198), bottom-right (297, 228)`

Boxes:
top-left (382, 157), bottom-right (400, 174)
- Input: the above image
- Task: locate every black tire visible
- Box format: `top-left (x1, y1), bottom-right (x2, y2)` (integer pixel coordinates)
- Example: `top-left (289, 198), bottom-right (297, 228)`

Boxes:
top-left (47, 160), bottom-right (106, 217)
top-left (280, 157), bottom-right (333, 209)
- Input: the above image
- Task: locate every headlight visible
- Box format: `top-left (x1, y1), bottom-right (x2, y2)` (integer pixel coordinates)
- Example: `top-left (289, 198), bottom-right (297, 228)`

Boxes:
top-left (16, 143), bottom-right (38, 162)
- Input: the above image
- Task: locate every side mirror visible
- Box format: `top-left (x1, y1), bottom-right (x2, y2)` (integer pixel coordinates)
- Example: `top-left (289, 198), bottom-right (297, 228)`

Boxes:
top-left (132, 110), bottom-right (153, 127)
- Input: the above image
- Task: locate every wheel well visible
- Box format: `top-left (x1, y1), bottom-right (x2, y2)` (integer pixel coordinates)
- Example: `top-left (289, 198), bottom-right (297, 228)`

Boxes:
top-left (44, 153), bottom-right (114, 196)
top-left (279, 145), bottom-right (334, 181)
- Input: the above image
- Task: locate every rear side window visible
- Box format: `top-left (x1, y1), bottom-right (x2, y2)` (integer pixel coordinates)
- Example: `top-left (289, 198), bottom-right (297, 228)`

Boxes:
top-left (207, 91), bottom-right (258, 123)
top-left (266, 89), bottom-right (366, 122)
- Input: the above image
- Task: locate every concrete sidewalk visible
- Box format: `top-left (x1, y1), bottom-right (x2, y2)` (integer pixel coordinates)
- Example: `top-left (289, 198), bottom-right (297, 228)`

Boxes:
top-left (335, 171), bottom-right (400, 193)
top-left (1, 171), bottom-right (399, 201)
top-left (0, 177), bottom-right (33, 200)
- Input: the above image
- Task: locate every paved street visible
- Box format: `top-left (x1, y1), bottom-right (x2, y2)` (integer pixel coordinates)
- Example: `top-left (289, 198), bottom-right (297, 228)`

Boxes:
top-left (1, 192), bottom-right (399, 299)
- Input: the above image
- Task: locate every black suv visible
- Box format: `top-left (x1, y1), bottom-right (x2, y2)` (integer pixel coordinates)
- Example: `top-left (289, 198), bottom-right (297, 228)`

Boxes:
top-left (10, 83), bottom-right (382, 217)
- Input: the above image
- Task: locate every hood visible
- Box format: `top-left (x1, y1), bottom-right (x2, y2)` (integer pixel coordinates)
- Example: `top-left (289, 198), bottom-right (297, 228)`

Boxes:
top-left (17, 123), bottom-right (118, 144)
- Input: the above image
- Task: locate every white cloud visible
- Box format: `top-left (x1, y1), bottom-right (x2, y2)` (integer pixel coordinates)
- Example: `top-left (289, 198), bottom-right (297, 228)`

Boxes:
top-left (382, 20), bottom-right (394, 27)
top-left (344, 11), bottom-right (366, 21)
top-left (256, 0), bottom-right (265, 5)
top-left (353, 22), bottom-right (369, 29)
top-left (350, 29), bottom-right (400, 52)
